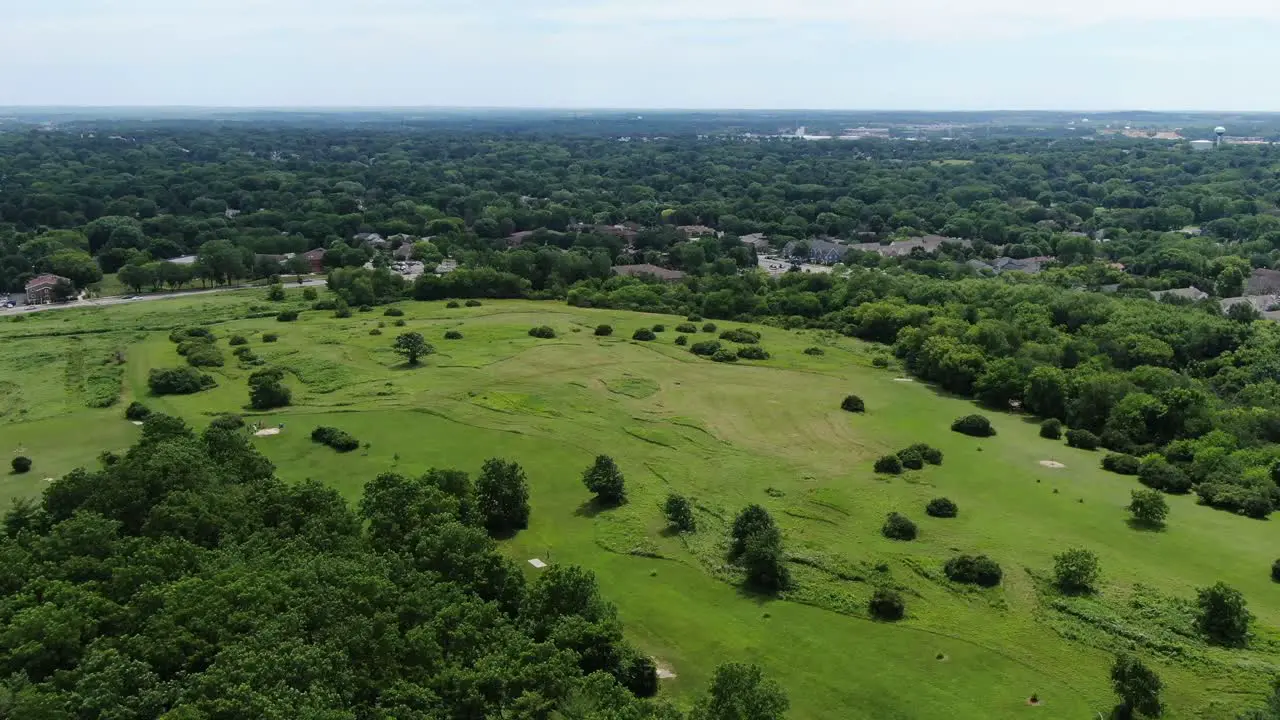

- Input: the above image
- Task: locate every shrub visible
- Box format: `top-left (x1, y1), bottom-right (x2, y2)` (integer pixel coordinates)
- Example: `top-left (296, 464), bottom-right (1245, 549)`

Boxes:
top-left (248, 367), bottom-right (291, 410)
top-left (229, 335), bottom-right (248, 346)
top-left (711, 349), bottom-right (738, 363)
top-left (690, 340), bottom-right (721, 356)
top-left (1272, 559), bottom-right (1280, 583)
top-left (1196, 582), bottom-right (1251, 646)
top-left (881, 512), bottom-right (918, 541)
top-left (871, 356), bottom-right (890, 368)
top-left (465, 299), bottom-right (482, 307)
top-left (803, 346), bottom-right (825, 356)
top-left (358, 305), bottom-right (372, 313)
top-left (582, 455), bottom-right (626, 505)
top-left (594, 324), bottom-right (613, 337)
top-left (1137, 456), bottom-right (1191, 493)
top-left (701, 322), bottom-right (717, 333)
top-left (737, 345), bottom-right (770, 360)
top-left (334, 304), bottom-right (352, 319)
top-left (528, 326), bottom-right (556, 339)
top-left (897, 448), bottom-right (924, 470)
top-left (302, 287), bottom-right (318, 301)
top-left (183, 343), bottom-right (224, 368)
top-left (148, 367), bottom-right (216, 395)
top-left (675, 335), bottom-right (688, 346)
top-left (208, 414), bottom-right (245, 431)
top-left (444, 330), bottom-right (463, 340)
top-left (1065, 428), bottom-right (1100, 450)
top-left (446, 300), bottom-right (460, 308)
top-left (276, 310), bottom-right (299, 322)
top-left (719, 328), bottom-right (760, 344)
top-left (262, 333), bottom-right (279, 343)
top-left (311, 426), bottom-right (359, 452)
top-left (384, 307), bottom-right (404, 316)
top-left (169, 327), bottom-right (213, 343)
top-left (394, 319), bottom-right (406, 327)
top-left (840, 395), bottom-right (865, 413)
top-left (687, 313), bottom-right (703, 322)
top-left (1053, 548), bottom-right (1100, 595)
top-left (266, 284), bottom-right (286, 301)
top-left (312, 299), bottom-right (337, 311)
top-left (664, 494), bottom-right (696, 532)
top-left (1128, 488), bottom-right (1168, 527)
top-left (874, 454), bottom-right (903, 474)
top-left (11, 456), bottom-right (31, 474)
top-left (651, 324), bottom-right (665, 333)
top-left (1102, 453), bottom-right (1140, 475)
top-left (124, 401), bottom-right (152, 421)
top-left (367, 328), bottom-right (381, 336)
top-left (676, 323), bottom-right (698, 333)
top-left (944, 554), bottom-right (1003, 587)
top-left (632, 328), bottom-right (656, 341)
top-left (951, 414), bottom-right (995, 437)
top-left (926, 497), bottom-right (958, 518)
top-left (868, 588), bottom-right (905, 621)
top-left (902, 443), bottom-right (943, 465)
top-left (1039, 418), bottom-right (1063, 439)
top-left (621, 654), bottom-right (658, 698)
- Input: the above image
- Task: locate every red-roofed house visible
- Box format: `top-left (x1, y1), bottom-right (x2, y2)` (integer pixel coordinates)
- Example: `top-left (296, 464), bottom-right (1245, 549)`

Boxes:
top-left (303, 248), bottom-right (327, 273)
top-left (25, 274), bottom-right (70, 304)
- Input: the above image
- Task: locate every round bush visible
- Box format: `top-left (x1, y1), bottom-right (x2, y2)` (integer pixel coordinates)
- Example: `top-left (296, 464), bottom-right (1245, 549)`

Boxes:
top-left (594, 324), bottom-right (613, 337)
top-left (1039, 418), bottom-right (1063, 440)
top-left (944, 554), bottom-right (1003, 587)
top-left (11, 456), bottom-right (32, 474)
top-left (393, 319), bottom-right (406, 327)
top-left (926, 497), bottom-right (958, 518)
top-left (868, 588), bottom-right (905, 621)
top-left (208, 414), bottom-right (245, 431)
top-left (881, 512), bottom-right (918, 541)
top-left (368, 328), bottom-right (382, 336)
top-left (302, 287), bottom-right (318, 301)
top-left (1272, 559), bottom-right (1280, 583)
top-left (874, 454), bottom-right (903, 474)
top-left (901, 443), bottom-right (943, 466)
top-left (1065, 428), bottom-right (1099, 450)
top-left (262, 333), bottom-right (279, 343)
top-left (124, 401), bottom-right (152, 421)
top-left (675, 335), bottom-right (688, 346)
top-left (632, 328), bottom-right (657, 341)
top-left (719, 328), bottom-right (761, 344)
top-left (871, 356), bottom-right (890, 368)
top-left (710, 349), bottom-right (738, 363)
top-left (803, 346), bottom-right (825, 356)
top-left (951, 414), bottom-right (995, 437)
top-left (446, 301), bottom-right (460, 308)
top-left (276, 310), bottom-right (299, 322)
top-left (841, 395), bottom-right (865, 413)
top-left (384, 307), bottom-right (404, 317)
top-left (897, 448), bottom-right (924, 470)
top-left (463, 299), bottom-right (481, 307)
top-left (358, 305), bottom-right (373, 313)
top-left (444, 330), bottom-right (463, 340)
top-left (737, 345), bottom-right (770, 360)
top-left (690, 340), bottom-right (721, 357)
top-left (676, 323), bottom-right (698, 334)
top-left (701, 322), bottom-right (717, 333)
top-left (687, 314), bottom-right (703, 322)
top-left (651, 324), bottom-right (665, 333)
top-left (229, 335), bottom-right (248, 346)
top-left (1102, 453), bottom-right (1141, 475)
top-left (528, 326), bottom-right (556, 339)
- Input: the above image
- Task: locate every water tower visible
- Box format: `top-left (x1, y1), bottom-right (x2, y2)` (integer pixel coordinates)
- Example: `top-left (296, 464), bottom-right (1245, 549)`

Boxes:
top-left (1215, 126), bottom-right (1227, 147)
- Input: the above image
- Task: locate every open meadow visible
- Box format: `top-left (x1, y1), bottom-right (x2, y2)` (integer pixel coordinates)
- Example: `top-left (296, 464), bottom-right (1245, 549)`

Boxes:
top-left (1, 287), bottom-right (1277, 719)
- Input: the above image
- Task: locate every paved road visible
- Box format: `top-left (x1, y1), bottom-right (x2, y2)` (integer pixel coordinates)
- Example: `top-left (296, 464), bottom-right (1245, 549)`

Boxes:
top-left (0, 278), bottom-right (327, 317)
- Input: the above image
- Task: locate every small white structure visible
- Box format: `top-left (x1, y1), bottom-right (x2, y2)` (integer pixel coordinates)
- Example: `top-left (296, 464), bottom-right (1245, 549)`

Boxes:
top-left (1190, 140), bottom-right (1214, 152)
top-left (527, 558), bottom-right (547, 569)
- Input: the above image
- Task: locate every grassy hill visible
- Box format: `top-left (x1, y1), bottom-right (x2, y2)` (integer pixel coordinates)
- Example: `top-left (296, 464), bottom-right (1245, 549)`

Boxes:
top-left (1, 289), bottom-right (1277, 718)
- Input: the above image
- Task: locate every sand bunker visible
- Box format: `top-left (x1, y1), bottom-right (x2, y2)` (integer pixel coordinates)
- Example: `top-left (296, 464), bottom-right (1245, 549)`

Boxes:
top-left (893, 377), bottom-right (914, 382)
top-left (1039, 460), bottom-right (1065, 469)
top-left (527, 558), bottom-right (547, 568)
top-left (131, 420), bottom-right (143, 426)
top-left (254, 427), bottom-right (282, 437)
top-left (655, 660), bottom-right (677, 679)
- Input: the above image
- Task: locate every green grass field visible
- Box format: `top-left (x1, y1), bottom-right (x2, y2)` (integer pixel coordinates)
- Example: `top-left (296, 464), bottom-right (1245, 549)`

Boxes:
top-left (1, 289), bottom-right (1277, 719)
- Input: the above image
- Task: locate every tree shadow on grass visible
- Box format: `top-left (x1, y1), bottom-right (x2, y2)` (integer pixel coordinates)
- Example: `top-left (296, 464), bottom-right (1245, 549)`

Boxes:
top-left (1126, 518), bottom-right (1166, 533)
top-left (574, 497), bottom-right (625, 518)
top-left (734, 583), bottom-right (780, 607)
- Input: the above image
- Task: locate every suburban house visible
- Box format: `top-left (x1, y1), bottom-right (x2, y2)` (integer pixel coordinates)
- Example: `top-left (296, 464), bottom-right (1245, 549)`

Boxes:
top-left (848, 235), bottom-right (971, 258)
top-left (678, 225), bottom-right (719, 238)
top-left (25, 274), bottom-right (71, 304)
top-left (569, 223), bottom-right (641, 242)
top-left (740, 233), bottom-right (770, 250)
top-left (506, 230), bottom-right (537, 247)
top-left (435, 259), bottom-right (459, 274)
top-left (782, 239), bottom-right (846, 265)
top-left (302, 248), bottom-right (327, 273)
top-left (1221, 295), bottom-right (1280, 314)
top-left (967, 255), bottom-right (1052, 275)
top-left (354, 232), bottom-right (387, 249)
top-left (394, 244), bottom-right (415, 260)
top-left (611, 264), bottom-right (686, 282)
top-left (1151, 286), bottom-right (1210, 302)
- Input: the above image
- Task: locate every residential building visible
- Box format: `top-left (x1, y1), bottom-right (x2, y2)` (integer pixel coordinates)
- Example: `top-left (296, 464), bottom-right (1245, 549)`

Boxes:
top-left (506, 230), bottom-right (537, 247)
top-left (25, 274), bottom-right (70, 304)
top-left (678, 225), bottom-right (719, 238)
top-left (740, 233), bottom-right (770, 250)
top-left (782, 239), bottom-right (846, 265)
top-left (354, 232), bottom-right (387, 248)
top-left (1246, 268), bottom-right (1280, 296)
top-left (1221, 295), bottom-right (1280, 314)
top-left (302, 248), bottom-right (327, 273)
top-left (1151, 286), bottom-right (1210, 302)
top-left (611, 264), bottom-right (686, 282)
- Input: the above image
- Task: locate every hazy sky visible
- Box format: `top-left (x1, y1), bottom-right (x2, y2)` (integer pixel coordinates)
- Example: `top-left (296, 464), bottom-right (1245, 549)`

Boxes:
top-left (3, 0), bottom-right (1278, 109)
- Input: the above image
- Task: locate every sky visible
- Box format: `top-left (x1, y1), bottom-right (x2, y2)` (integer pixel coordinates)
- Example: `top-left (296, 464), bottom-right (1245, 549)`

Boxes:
top-left (2, 0), bottom-right (1279, 110)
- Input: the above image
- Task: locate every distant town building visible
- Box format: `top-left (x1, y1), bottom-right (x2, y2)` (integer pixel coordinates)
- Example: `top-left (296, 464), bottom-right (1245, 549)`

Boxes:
top-left (739, 233), bottom-right (770, 250)
top-left (782, 239), bottom-right (846, 264)
top-left (25, 274), bottom-right (70, 304)
top-left (302, 248), bottom-right (327, 273)
top-left (611, 264), bottom-right (686, 282)
top-left (1189, 140), bottom-right (1215, 152)
top-left (678, 225), bottom-right (719, 238)
top-left (1151, 286), bottom-right (1210, 302)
